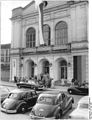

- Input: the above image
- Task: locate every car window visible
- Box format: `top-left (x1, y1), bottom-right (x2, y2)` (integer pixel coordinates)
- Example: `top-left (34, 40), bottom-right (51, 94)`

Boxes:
top-left (9, 93), bottom-right (19, 99)
top-left (37, 96), bottom-right (54, 105)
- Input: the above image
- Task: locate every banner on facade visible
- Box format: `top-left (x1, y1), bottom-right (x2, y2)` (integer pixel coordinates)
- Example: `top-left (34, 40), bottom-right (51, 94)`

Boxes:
top-left (35, 0), bottom-right (48, 45)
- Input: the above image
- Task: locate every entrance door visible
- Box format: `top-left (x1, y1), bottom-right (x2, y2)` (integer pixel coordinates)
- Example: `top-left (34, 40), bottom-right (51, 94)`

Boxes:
top-left (43, 61), bottom-right (49, 74)
top-left (60, 60), bottom-right (67, 79)
top-left (73, 56), bottom-right (82, 84)
top-left (31, 61), bottom-right (34, 77)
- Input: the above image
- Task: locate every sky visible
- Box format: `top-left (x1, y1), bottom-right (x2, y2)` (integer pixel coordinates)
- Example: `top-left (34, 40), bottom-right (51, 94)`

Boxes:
top-left (1, 0), bottom-right (31, 44)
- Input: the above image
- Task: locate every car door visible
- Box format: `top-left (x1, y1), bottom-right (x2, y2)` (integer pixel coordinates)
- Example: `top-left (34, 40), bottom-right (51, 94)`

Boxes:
top-left (25, 92), bottom-right (33, 108)
top-left (31, 91), bottom-right (38, 106)
top-left (56, 93), bottom-right (65, 111)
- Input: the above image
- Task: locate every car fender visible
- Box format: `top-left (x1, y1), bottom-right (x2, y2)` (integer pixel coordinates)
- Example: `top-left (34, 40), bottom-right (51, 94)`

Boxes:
top-left (16, 101), bottom-right (27, 111)
top-left (68, 87), bottom-right (81, 93)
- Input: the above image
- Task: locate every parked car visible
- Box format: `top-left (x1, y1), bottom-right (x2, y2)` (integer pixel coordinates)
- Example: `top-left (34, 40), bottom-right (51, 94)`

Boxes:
top-left (29, 90), bottom-right (74, 119)
top-left (16, 80), bottom-right (44, 90)
top-left (0, 86), bottom-right (10, 103)
top-left (69, 96), bottom-right (89, 119)
top-left (67, 85), bottom-right (88, 95)
top-left (1, 88), bottom-right (38, 113)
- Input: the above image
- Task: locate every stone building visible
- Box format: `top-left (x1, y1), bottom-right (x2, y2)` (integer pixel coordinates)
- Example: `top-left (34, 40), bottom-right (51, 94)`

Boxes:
top-left (10, 0), bottom-right (88, 84)
top-left (1, 44), bottom-right (11, 81)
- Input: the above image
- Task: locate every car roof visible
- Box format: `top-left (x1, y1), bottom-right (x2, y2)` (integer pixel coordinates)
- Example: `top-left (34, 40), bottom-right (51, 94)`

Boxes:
top-left (78, 96), bottom-right (89, 104)
top-left (10, 88), bottom-right (35, 94)
top-left (39, 90), bottom-right (64, 97)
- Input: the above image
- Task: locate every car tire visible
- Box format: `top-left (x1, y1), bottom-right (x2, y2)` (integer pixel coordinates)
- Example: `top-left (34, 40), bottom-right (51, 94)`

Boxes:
top-left (18, 104), bottom-right (27, 113)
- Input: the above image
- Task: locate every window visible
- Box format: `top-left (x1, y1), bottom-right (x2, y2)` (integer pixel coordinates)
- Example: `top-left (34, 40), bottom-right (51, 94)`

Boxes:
top-left (55, 21), bottom-right (68, 45)
top-left (26, 27), bottom-right (36, 48)
top-left (43, 24), bottom-right (50, 46)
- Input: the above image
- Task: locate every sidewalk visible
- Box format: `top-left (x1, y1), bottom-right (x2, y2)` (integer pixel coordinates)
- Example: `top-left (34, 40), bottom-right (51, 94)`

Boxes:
top-left (0, 81), bottom-right (16, 87)
top-left (0, 81), bottom-right (69, 91)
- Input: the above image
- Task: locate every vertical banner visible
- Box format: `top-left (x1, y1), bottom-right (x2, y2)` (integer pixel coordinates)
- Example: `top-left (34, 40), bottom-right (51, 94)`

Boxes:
top-left (35, 0), bottom-right (48, 45)
top-left (38, 3), bottom-right (44, 45)
top-left (12, 59), bottom-right (16, 81)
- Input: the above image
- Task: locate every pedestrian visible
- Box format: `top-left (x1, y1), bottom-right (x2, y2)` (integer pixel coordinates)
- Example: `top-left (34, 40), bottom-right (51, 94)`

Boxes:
top-left (71, 78), bottom-right (75, 86)
top-left (14, 76), bottom-right (17, 83)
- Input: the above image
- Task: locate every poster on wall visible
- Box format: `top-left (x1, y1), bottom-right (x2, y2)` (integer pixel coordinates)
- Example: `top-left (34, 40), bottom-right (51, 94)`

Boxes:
top-left (12, 59), bottom-right (16, 81)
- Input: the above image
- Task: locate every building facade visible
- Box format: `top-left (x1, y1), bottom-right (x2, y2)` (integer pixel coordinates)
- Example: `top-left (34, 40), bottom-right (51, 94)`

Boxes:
top-left (1, 44), bottom-right (11, 81)
top-left (10, 1), bottom-right (88, 84)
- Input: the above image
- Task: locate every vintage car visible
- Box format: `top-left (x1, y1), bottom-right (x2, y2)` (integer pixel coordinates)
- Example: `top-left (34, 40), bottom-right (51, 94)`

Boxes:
top-left (67, 85), bottom-right (88, 95)
top-left (0, 86), bottom-right (10, 103)
top-left (1, 88), bottom-right (38, 113)
top-left (16, 80), bottom-right (44, 90)
top-left (29, 90), bottom-right (74, 119)
top-left (69, 96), bottom-right (89, 119)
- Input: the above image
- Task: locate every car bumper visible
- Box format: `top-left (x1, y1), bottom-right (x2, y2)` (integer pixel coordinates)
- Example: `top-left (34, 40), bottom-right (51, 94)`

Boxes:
top-left (30, 114), bottom-right (55, 119)
top-left (1, 107), bottom-right (17, 113)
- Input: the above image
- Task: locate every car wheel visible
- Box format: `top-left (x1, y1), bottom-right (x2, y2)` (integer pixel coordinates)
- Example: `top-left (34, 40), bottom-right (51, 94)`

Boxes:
top-left (18, 104), bottom-right (27, 113)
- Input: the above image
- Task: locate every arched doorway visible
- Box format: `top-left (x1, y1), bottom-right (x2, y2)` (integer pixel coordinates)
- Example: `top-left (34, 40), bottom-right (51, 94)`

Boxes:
top-left (43, 61), bottom-right (49, 74)
top-left (25, 60), bottom-right (35, 78)
top-left (59, 60), bottom-right (67, 79)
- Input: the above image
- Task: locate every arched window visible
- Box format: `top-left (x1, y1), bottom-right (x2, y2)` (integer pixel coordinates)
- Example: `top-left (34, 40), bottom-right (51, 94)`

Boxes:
top-left (60, 60), bottom-right (67, 79)
top-left (26, 27), bottom-right (36, 48)
top-left (43, 24), bottom-right (50, 46)
top-left (55, 21), bottom-right (68, 45)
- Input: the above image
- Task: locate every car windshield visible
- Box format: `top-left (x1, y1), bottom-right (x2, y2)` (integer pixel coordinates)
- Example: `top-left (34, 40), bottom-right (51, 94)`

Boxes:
top-left (79, 103), bottom-right (89, 109)
top-left (37, 96), bottom-right (55, 105)
top-left (8, 93), bottom-right (20, 100)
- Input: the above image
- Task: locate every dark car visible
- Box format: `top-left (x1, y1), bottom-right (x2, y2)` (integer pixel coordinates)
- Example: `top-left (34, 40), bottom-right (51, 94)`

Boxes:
top-left (16, 81), bottom-right (44, 90)
top-left (67, 85), bottom-right (88, 95)
top-left (29, 90), bottom-right (74, 119)
top-left (1, 88), bottom-right (38, 113)
top-left (0, 86), bottom-right (10, 103)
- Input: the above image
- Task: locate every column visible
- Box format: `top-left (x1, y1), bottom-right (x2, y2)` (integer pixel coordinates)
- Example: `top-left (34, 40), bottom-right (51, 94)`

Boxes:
top-left (51, 21), bottom-right (55, 45)
top-left (34, 65), bottom-right (38, 76)
top-left (67, 56), bottom-right (73, 83)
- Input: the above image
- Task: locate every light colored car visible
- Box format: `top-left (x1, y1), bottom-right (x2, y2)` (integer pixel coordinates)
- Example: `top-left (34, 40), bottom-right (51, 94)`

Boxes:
top-left (69, 96), bottom-right (89, 119)
top-left (30, 90), bottom-right (74, 119)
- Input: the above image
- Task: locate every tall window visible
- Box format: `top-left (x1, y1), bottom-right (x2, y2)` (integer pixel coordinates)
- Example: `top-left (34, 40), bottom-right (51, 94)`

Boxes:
top-left (55, 21), bottom-right (68, 45)
top-left (31, 61), bottom-right (34, 77)
top-left (26, 27), bottom-right (36, 48)
top-left (60, 60), bottom-right (67, 79)
top-left (43, 24), bottom-right (50, 46)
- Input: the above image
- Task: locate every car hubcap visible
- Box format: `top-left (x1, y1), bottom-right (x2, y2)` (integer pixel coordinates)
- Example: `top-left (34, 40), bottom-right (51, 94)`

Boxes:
top-left (69, 90), bottom-right (72, 94)
top-left (22, 107), bottom-right (25, 112)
